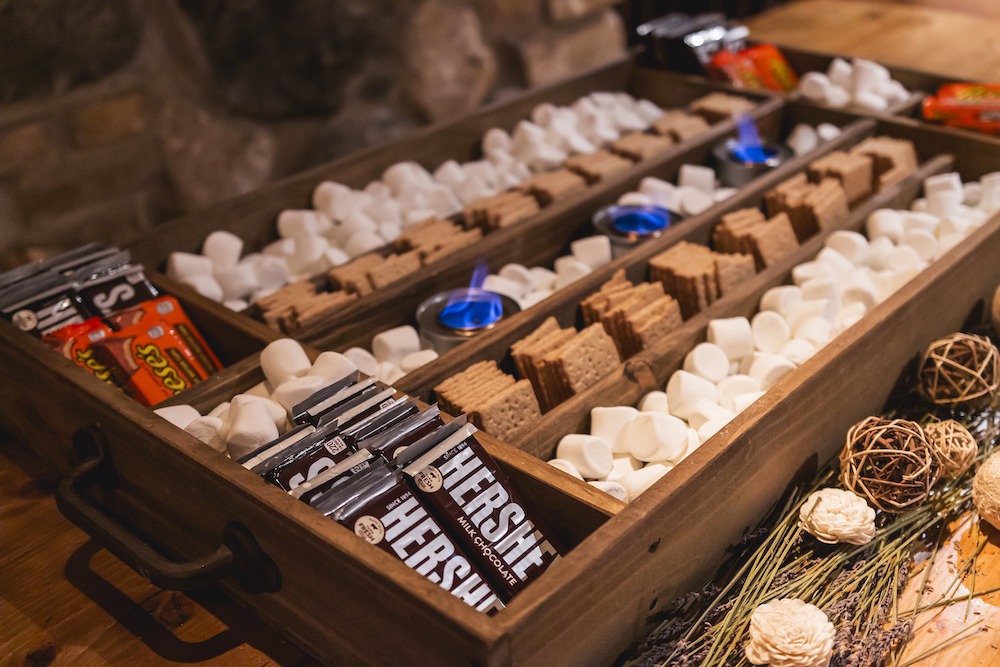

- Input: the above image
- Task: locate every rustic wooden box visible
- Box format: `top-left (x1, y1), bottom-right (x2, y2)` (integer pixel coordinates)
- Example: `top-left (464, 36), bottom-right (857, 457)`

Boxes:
top-left (4, 99), bottom-right (1000, 667)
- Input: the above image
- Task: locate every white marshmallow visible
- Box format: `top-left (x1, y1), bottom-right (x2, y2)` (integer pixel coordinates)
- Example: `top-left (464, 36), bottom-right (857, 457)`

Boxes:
top-left (686, 427), bottom-right (702, 452)
top-left (287, 235), bottom-right (329, 275)
top-left (226, 408), bottom-right (280, 459)
top-left (939, 212), bottom-right (975, 238)
top-left (216, 263), bottom-right (258, 301)
top-left (588, 480), bottom-right (629, 503)
top-left (787, 124), bottom-right (818, 156)
top-left (483, 128), bottom-right (512, 155)
top-left (799, 72), bottom-right (832, 102)
top-left (434, 160), bottom-right (466, 189)
top-left (901, 229), bottom-right (938, 262)
top-left (714, 188), bottom-right (738, 202)
top-left (840, 271), bottom-right (879, 311)
top-left (622, 411), bottom-right (689, 463)
top-left (571, 236), bottom-right (613, 270)
top-left (698, 416), bottom-right (731, 443)
top-left (618, 192), bottom-right (654, 207)
top-left (924, 172), bottom-right (963, 196)
top-left (167, 252), bottom-right (214, 281)
top-left (886, 244), bottom-right (924, 273)
top-left (483, 274), bottom-right (525, 301)
top-left (816, 123), bottom-right (842, 141)
top-left (794, 316), bottom-right (833, 347)
top-left (786, 299), bottom-right (836, 332)
top-left (154, 404), bottom-right (201, 430)
top-left (378, 222), bottom-right (402, 244)
top-left (749, 353), bottom-right (797, 390)
top-left (739, 352), bottom-right (765, 376)
top-left (732, 391), bottom-right (766, 413)
top-left (853, 90), bottom-right (889, 112)
top-left (252, 255), bottom-right (291, 292)
top-left (185, 416), bottom-right (226, 452)
top-left (383, 162), bottom-right (433, 196)
top-left (792, 261), bottom-right (836, 286)
top-left (271, 376), bottom-right (328, 415)
top-left (639, 177), bottom-right (680, 211)
top-left (618, 464), bottom-right (670, 499)
top-left (202, 230), bottom-right (244, 269)
top-left (760, 285), bottom-right (803, 316)
top-left (816, 247), bottom-right (855, 278)
top-left (678, 164), bottom-right (715, 193)
top-left (278, 210), bottom-right (322, 240)
top-left (666, 370), bottom-right (718, 420)
top-left (556, 434), bottom-right (614, 479)
top-left (548, 458), bottom-right (584, 480)
top-left (529, 266), bottom-right (558, 292)
top-left (852, 59), bottom-right (889, 95)
top-left (867, 236), bottom-right (896, 271)
top-left (683, 342), bottom-right (730, 383)
top-left (401, 349), bottom-right (439, 374)
top-left (824, 85), bottom-right (851, 108)
top-left (827, 58), bottom-right (853, 89)
top-left (601, 454), bottom-right (643, 482)
top-left (881, 80), bottom-right (910, 105)
top-left (638, 390), bottom-right (670, 413)
top-left (313, 182), bottom-right (356, 220)
top-left (937, 233), bottom-right (965, 257)
top-left (554, 258), bottom-right (592, 290)
top-left (927, 190), bottom-right (962, 220)
top-left (181, 275), bottom-right (223, 302)
top-left (835, 301), bottom-right (868, 335)
top-left (372, 326), bottom-right (420, 366)
top-left (801, 277), bottom-right (841, 307)
top-left (364, 181), bottom-right (392, 201)
top-left (244, 382), bottom-right (271, 399)
top-left (343, 347), bottom-right (378, 377)
top-left (307, 351), bottom-right (358, 385)
top-left (635, 99), bottom-right (664, 124)
top-left (717, 375), bottom-right (761, 412)
top-left (497, 264), bottom-right (534, 291)
top-left (591, 405), bottom-right (640, 452)
top-left (707, 317), bottom-right (754, 361)
top-left (519, 290), bottom-right (553, 310)
top-left (867, 209), bottom-right (904, 242)
top-left (901, 211), bottom-right (940, 235)
top-left (224, 299), bottom-right (248, 312)
top-left (424, 184), bottom-right (463, 218)
top-left (825, 231), bottom-right (869, 266)
top-left (688, 399), bottom-right (735, 431)
top-left (260, 338), bottom-right (311, 387)
top-left (343, 231), bottom-right (385, 259)
top-left (263, 238), bottom-right (296, 259)
top-left (751, 310), bottom-right (791, 354)
top-left (375, 361), bottom-right (405, 385)
top-left (779, 338), bottom-right (816, 366)
top-left (680, 188), bottom-right (715, 216)
top-left (365, 198), bottom-right (403, 228)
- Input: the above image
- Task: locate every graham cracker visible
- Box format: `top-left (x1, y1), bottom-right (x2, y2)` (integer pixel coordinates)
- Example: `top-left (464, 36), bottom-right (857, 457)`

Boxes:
top-left (328, 254), bottom-right (385, 295)
top-left (630, 295), bottom-right (683, 352)
top-left (420, 229), bottom-right (483, 265)
top-left (515, 169), bottom-right (587, 207)
top-left (368, 250), bottom-right (423, 289)
top-left (476, 380), bottom-right (542, 442)
top-left (611, 132), bottom-right (675, 161)
top-left (808, 151), bottom-right (873, 205)
top-left (713, 252), bottom-right (757, 295)
top-left (547, 323), bottom-right (621, 396)
top-left (689, 92), bottom-right (757, 124)
top-left (291, 290), bottom-right (357, 332)
top-left (396, 218), bottom-right (461, 251)
top-left (652, 110), bottom-right (712, 141)
top-left (563, 150), bottom-right (635, 185)
top-left (804, 178), bottom-right (849, 232)
top-left (462, 191), bottom-right (540, 231)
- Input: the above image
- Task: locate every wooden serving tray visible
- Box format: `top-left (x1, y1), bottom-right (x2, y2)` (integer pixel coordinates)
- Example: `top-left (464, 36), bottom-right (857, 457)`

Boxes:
top-left (4, 105), bottom-right (1000, 667)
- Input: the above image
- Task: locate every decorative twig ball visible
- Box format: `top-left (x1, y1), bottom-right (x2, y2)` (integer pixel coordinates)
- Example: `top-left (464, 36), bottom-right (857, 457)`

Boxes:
top-left (924, 419), bottom-right (978, 479)
top-left (919, 333), bottom-right (999, 406)
top-left (840, 417), bottom-right (940, 513)
top-left (973, 452), bottom-right (1000, 530)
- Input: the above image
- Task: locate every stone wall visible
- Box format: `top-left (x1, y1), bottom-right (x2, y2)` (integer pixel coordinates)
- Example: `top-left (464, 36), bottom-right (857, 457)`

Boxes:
top-left (0, 0), bottom-right (628, 265)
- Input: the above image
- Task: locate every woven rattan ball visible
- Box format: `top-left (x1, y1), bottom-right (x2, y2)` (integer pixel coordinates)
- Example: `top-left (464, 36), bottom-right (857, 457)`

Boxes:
top-left (839, 417), bottom-right (940, 513)
top-left (973, 452), bottom-right (1000, 530)
top-left (925, 419), bottom-right (978, 479)
top-left (919, 333), bottom-right (1000, 406)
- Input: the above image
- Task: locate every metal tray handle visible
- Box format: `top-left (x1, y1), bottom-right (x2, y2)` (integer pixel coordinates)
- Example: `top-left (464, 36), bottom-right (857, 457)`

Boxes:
top-left (55, 425), bottom-right (281, 594)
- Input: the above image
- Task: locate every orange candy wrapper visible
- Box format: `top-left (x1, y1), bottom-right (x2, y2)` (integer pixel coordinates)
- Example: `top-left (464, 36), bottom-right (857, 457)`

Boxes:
top-left (923, 83), bottom-right (1000, 135)
top-left (42, 318), bottom-right (132, 393)
top-left (709, 43), bottom-right (798, 93)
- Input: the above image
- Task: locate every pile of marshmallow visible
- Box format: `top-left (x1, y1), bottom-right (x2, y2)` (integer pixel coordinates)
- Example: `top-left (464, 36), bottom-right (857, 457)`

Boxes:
top-left (619, 164), bottom-right (737, 216)
top-left (785, 123), bottom-right (843, 157)
top-left (547, 170), bottom-right (999, 503)
top-left (338, 326), bottom-right (439, 387)
top-left (797, 58), bottom-right (911, 112)
top-left (166, 92), bottom-right (666, 310)
top-left (153, 339), bottom-right (360, 459)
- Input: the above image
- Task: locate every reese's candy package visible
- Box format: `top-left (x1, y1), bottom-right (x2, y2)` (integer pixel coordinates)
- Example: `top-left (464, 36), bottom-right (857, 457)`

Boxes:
top-left (923, 84), bottom-right (1000, 135)
top-left (325, 462), bottom-right (505, 615)
top-left (107, 296), bottom-right (221, 374)
top-left (403, 423), bottom-right (565, 601)
top-left (41, 318), bottom-right (130, 391)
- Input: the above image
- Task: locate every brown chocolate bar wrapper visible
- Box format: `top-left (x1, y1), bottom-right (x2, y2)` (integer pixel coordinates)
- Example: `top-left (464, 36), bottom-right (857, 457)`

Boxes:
top-left (403, 424), bottom-right (564, 600)
top-left (330, 465), bottom-right (505, 615)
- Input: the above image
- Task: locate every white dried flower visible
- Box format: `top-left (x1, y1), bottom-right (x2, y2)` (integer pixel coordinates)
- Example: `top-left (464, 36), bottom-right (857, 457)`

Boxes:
top-left (799, 488), bottom-right (876, 545)
top-left (745, 598), bottom-right (835, 667)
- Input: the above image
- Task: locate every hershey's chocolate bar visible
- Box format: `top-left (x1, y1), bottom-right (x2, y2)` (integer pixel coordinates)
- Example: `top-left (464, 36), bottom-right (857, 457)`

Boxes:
top-left (403, 424), bottom-right (565, 600)
top-left (360, 404), bottom-right (445, 460)
top-left (327, 464), bottom-right (505, 615)
top-left (238, 423), bottom-right (316, 468)
top-left (290, 448), bottom-right (377, 505)
top-left (291, 373), bottom-right (368, 425)
top-left (76, 265), bottom-right (159, 318)
top-left (263, 429), bottom-right (354, 491)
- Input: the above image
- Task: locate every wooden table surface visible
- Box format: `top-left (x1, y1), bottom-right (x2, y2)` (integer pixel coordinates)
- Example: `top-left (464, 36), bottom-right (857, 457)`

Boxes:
top-left (4, 3), bottom-right (1000, 666)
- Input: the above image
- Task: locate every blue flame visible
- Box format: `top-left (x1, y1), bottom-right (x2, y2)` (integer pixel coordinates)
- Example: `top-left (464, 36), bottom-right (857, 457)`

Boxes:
top-left (730, 114), bottom-right (778, 164)
top-left (439, 259), bottom-right (503, 330)
top-left (609, 205), bottom-right (672, 235)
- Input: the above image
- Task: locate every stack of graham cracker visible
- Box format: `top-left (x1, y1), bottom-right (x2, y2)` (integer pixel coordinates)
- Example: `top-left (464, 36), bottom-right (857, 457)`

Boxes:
top-left (649, 241), bottom-right (757, 319)
top-left (713, 208), bottom-right (801, 270)
top-left (462, 191), bottom-right (540, 231)
top-left (395, 217), bottom-right (483, 264)
top-left (611, 132), bottom-right (675, 161)
top-left (256, 281), bottom-right (358, 333)
top-left (765, 174), bottom-right (850, 242)
top-left (580, 269), bottom-right (684, 358)
top-left (652, 110), bottom-right (712, 141)
top-left (808, 151), bottom-right (874, 205)
top-left (433, 360), bottom-right (540, 442)
top-left (849, 136), bottom-right (918, 191)
top-left (513, 169), bottom-right (588, 207)
top-left (508, 318), bottom-right (622, 413)
top-left (564, 150), bottom-right (636, 184)
top-left (688, 92), bottom-right (758, 124)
